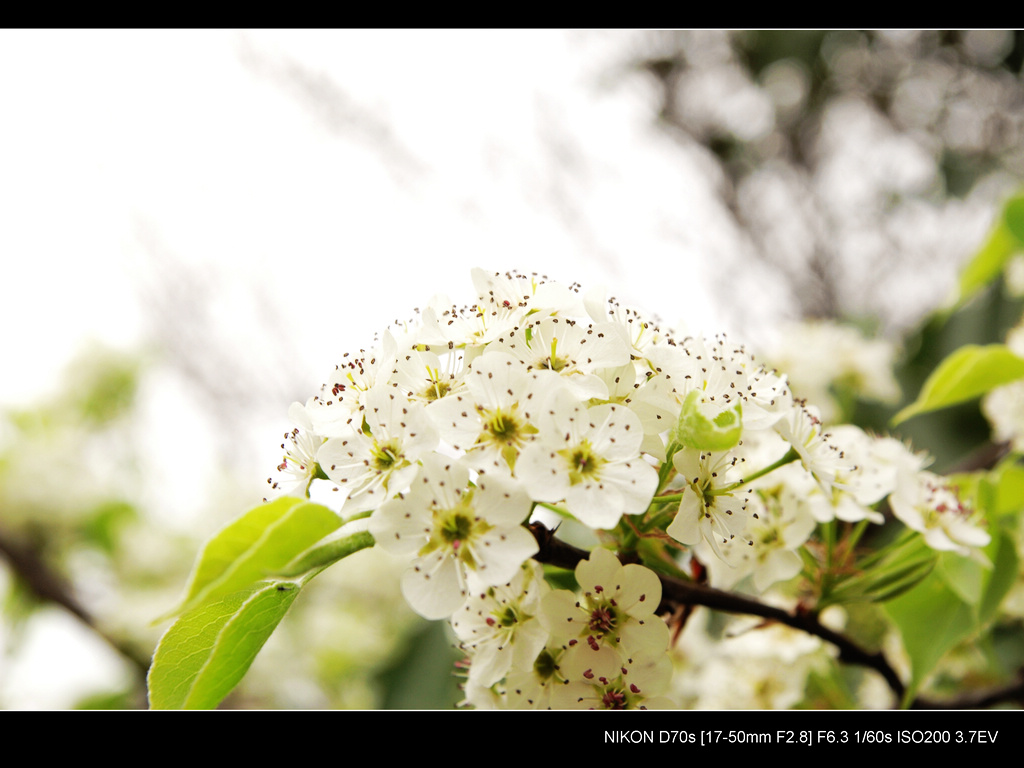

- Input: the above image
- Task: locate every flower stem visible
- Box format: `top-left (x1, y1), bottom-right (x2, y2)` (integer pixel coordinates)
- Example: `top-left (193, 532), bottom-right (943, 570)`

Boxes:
top-left (717, 447), bottom-right (800, 493)
top-left (342, 509), bottom-right (373, 526)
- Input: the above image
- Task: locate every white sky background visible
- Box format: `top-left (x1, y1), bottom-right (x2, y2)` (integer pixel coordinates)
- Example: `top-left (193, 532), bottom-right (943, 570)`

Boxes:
top-left (0, 29), bottom-right (751, 525)
top-left (0, 30), bottom-right (739, 408)
top-left (0, 29), bottom-right (753, 708)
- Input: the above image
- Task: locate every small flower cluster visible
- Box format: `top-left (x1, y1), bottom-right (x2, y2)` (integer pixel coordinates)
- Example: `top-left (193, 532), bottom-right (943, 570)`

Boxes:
top-left (271, 269), bottom-right (991, 708)
top-left (767, 320), bottom-right (901, 424)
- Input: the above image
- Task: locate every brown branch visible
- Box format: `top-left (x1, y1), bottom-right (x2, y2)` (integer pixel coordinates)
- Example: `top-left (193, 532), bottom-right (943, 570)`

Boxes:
top-left (0, 525), bottom-right (152, 676)
top-left (529, 522), bottom-right (1023, 709)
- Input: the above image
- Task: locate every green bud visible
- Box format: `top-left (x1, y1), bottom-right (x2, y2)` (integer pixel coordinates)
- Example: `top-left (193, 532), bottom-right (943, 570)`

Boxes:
top-left (676, 389), bottom-right (743, 452)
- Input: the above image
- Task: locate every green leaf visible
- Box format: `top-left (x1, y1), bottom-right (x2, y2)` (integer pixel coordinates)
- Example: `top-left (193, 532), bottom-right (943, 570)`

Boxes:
top-left (936, 551), bottom-right (987, 606)
top-left (883, 519), bottom-right (1016, 705)
top-left (883, 570), bottom-right (976, 706)
top-left (892, 344), bottom-right (1024, 424)
top-left (148, 580), bottom-right (300, 709)
top-left (974, 525), bottom-right (1018, 626)
top-left (168, 497), bottom-right (340, 617)
top-left (958, 192), bottom-right (1024, 303)
top-left (990, 461), bottom-right (1024, 517)
top-left (1007, 195), bottom-right (1024, 243)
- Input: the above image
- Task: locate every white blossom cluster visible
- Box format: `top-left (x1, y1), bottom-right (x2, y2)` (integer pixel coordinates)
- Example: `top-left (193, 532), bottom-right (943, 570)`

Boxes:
top-left (270, 269), bottom-right (991, 709)
top-left (766, 320), bottom-right (901, 424)
top-left (671, 608), bottom-right (840, 709)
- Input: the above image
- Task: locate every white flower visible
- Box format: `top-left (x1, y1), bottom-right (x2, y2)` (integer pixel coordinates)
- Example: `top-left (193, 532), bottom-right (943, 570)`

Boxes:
top-left (674, 611), bottom-right (830, 709)
top-left (267, 401), bottom-right (324, 497)
top-left (370, 455), bottom-right (538, 619)
top-left (390, 346), bottom-right (466, 406)
top-left (767, 320), bottom-right (900, 423)
top-left (471, 268), bottom-right (583, 319)
top-left (705, 483), bottom-right (816, 591)
top-left (667, 448), bottom-right (753, 561)
top-left (889, 471), bottom-right (991, 556)
top-left (451, 561), bottom-right (550, 687)
top-left (798, 426), bottom-right (925, 526)
top-left (551, 645), bottom-right (676, 709)
top-left (491, 317), bottom-right (631, 401)
top-left (583, 286), bottom-right (667, 368)
top-left (517, 391), bottom-right (658, 529)
top-left (648, 335), bottom-right (747, 412)
top-left (774, 403), bottom-right (853, 494)
top-left (503, 645), bottom-right (571, 710)
top-left (540, 548), bottom-right (668, 661)
top-left (428, 352), bottom-right (543, 475)
top-left (317, 386), bottom-right (438, 513)
top-left (304, 331), bottom-right (399, 437)
top-left (983, 382), bottom-right (1024, 451)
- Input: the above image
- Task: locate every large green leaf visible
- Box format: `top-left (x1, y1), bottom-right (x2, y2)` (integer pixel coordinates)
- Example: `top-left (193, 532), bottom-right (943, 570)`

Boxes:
top-left (990, 461), bottom-right (1024, 516)
top-left (148, 580), bottom-right (300, 710)
top-left (169, 497), bottom-right (341, 617)
top-left (884, 516), bottom-right (1016, 706)
top-left (893, 344), bottom-right (1024, 424)
top-left (958, 192), bottom-right (1024, 303)
top-left (883, 570), bottom-right (976, 706)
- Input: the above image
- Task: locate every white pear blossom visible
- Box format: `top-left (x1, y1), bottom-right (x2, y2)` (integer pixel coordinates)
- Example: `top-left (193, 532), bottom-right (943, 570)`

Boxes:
top-left (540, 548), bottom-right (668, 661)
top-left (982, 321), bottom-right (1024, 451)
top-left (583, 286), bottom-right (667, 369)
top-left (774, 403), bottom-right (854, 494)
top-left (317, 386), bottom-right (439, 513)
top-left (889, 471), bottom-right (991, 556)
top-left (471, 267), bottom-right (584, 320)
top-left (491, 316), bottom-right (632, 401)
top-left (705, 481), bottom-right (816, 591)
top-left (267, 401), bottom-right (325, 497)
top-left (667, 447), bottom-right (753, 561)
top-left (767, 320), bottom-right (901, 424)
top-left (551, 644), bottom-right (677, 710)
top-left (502, 645), bottom-right (572, 710)
top-left (517, 391), bottom-right (658, 529)
top-left (370, 455), bottom-right (537, 619)
top-left (304, 331), bottom-right (400, 437)
top-left (389, 346), bottom-right (466, 407)
top-left (428, 352), bottom-right (543, 475)
top-left (451, 560), bottom-right (550, 687)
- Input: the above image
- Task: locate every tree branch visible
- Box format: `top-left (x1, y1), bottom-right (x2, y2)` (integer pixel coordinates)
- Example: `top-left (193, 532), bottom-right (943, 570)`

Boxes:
top-left (529, 522), bottom-right (1022, 709)
top-left (0, 525), bottom-right (152, 677)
